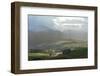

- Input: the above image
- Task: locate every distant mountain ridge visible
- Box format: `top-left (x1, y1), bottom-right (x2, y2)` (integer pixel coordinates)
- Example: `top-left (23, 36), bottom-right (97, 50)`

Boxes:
top-left (28, 29), bottom-right (87, 49)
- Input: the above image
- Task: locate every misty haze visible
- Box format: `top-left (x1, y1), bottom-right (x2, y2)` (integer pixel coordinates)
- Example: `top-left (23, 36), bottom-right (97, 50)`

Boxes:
top-left (28, 15), bottom-right (88, 61)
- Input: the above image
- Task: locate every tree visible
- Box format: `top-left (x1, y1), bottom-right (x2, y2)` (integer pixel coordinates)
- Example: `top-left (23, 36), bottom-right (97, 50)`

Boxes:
top-left (62, 48), bottom-right (71, 55)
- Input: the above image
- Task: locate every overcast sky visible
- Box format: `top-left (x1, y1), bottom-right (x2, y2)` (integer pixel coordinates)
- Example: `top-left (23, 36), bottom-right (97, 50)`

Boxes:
top-left (28, 15), bottom-right (88, 32)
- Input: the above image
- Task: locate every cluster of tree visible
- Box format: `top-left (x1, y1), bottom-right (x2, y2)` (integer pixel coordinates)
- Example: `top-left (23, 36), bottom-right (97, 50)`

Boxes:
top-left (62, 48), bottom-right (71, 55)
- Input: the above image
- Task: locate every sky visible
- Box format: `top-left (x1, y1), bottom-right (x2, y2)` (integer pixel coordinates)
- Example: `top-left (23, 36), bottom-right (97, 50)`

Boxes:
top-left (28, 15), bottom-right (88, 32)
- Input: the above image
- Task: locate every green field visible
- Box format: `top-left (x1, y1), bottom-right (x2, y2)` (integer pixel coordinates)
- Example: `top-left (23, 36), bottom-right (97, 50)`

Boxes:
top-left (28, 47), bottom-right (88, 61)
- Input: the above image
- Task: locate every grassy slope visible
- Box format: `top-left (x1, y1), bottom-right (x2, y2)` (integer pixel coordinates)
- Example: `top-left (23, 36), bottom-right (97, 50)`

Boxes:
top-left (28, 47), bottom-right (88, 61)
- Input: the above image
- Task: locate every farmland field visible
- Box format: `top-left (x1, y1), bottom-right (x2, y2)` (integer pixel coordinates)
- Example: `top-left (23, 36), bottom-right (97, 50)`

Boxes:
top-left (28, 41), bottom-right (88, 61)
